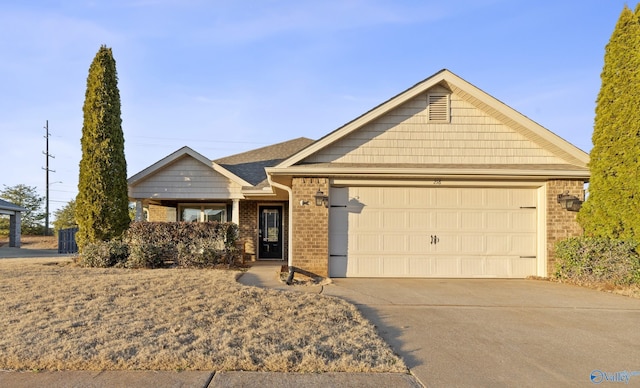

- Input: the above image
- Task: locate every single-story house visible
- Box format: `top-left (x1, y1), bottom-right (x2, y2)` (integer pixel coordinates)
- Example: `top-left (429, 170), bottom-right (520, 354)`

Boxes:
top-left (0, 199), bottom-right (27, 248)
top-left (129, 69), bottom-right (589, 278)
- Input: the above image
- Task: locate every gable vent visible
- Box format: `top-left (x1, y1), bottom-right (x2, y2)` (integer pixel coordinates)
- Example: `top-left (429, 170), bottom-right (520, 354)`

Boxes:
top-left (428, 93), bottom-right (450, 122)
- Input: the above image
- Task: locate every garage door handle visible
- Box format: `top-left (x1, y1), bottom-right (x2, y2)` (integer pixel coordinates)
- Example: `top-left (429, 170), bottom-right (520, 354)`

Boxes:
top-left (520, 255), bottom-right (536, 258)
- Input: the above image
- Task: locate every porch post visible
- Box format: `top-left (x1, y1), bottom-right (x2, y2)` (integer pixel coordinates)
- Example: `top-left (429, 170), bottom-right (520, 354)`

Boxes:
top-left (232, 199), bottom-right (240, 225)
top-left (135, 200), bottom-right (144, 222)
top-left (9, 212), bottom-right (21, 248)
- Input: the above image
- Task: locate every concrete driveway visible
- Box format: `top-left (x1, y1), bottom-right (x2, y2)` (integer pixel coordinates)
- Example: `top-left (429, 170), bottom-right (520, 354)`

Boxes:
top-left (322, 279), bottom-right (640, 387)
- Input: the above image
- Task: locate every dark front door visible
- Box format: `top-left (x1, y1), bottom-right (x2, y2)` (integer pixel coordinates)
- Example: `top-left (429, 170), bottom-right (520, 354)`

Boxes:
top-left (258, 206), bottom-right (283, 259)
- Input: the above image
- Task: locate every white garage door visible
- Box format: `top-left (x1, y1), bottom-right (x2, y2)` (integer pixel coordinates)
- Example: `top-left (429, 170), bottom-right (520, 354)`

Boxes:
top-left (329, 186), bottom-right (538, 278)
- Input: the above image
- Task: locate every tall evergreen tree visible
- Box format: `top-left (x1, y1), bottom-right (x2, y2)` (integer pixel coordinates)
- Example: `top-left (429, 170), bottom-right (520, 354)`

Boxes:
top-left (578, 5), bottom-right (640, 239)
top-left (75, 45), bottom-right (130, 250)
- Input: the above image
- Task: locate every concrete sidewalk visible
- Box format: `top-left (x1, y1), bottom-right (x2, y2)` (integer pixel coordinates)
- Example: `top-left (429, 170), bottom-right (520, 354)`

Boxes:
top-left (0, 370), bottom-right (422, 388)
top-left (0, 258), bottom-right (422, 388)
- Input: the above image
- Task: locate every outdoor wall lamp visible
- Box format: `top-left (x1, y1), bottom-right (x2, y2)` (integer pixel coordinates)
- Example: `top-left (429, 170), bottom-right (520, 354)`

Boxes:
top-left (557, 191), bottom-right (583, 212)
top-left (314, 189), bottom-right (329, 207)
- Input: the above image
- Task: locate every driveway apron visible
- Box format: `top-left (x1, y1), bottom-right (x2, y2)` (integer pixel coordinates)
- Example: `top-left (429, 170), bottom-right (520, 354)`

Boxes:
top-left (322, 279), bottom-right (640, 387)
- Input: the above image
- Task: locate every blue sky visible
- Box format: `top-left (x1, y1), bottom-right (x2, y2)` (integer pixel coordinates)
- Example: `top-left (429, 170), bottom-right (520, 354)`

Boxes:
top-left (0, 1), bottom-right (628, 215)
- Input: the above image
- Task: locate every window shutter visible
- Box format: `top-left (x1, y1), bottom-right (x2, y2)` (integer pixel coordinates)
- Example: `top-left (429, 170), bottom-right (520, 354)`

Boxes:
top-left (428, 93), bottom-right (449, 122)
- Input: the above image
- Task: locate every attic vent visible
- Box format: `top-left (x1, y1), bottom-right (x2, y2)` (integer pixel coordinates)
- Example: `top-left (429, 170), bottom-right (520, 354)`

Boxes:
top-left (428, 93), bottom-right (450, 122)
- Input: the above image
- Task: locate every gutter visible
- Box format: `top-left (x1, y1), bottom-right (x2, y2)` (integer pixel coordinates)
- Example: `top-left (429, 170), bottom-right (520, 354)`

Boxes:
top-left (266, 176), bottom-right (293, 269)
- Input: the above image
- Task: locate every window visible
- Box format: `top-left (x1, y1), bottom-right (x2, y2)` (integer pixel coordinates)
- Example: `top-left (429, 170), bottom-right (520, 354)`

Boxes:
top-left (428, 93), bottom-right (450, 122)
top-left (179, 204), bottom-right (227, 222)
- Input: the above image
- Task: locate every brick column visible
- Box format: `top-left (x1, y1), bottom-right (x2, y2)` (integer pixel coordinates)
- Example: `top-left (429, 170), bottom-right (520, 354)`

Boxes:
top-left (546, 179), bottom-right (585, 275)
top-left (291, 177), bottom-right (329, 277)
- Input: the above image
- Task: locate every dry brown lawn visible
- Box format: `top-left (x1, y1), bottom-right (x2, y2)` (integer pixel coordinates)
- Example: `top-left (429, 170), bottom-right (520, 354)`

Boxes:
top-left (0, 235), bottom-right (58, 249)
top-left (0, 260), bottom-right (406, 373)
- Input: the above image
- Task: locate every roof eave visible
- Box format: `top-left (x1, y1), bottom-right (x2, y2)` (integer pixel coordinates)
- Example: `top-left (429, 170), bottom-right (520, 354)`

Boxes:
top-left (266, 166), bottom-right (590, 181)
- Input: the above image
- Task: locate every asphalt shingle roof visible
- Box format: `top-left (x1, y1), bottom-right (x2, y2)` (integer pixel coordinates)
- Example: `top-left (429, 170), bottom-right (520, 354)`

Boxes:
top-left (214, 137), bottom-right (315, 187)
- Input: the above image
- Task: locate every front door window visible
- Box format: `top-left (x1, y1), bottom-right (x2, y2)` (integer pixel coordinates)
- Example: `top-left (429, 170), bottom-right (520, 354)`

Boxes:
top-left (258, 206), bottom-right (282, 259)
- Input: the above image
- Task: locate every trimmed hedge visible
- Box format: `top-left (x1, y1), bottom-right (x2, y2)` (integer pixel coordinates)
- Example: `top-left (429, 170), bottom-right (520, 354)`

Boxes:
top-left (554, 237), bottom-right (640, 286)
top-left (77, 222), bottom-right (239, 268)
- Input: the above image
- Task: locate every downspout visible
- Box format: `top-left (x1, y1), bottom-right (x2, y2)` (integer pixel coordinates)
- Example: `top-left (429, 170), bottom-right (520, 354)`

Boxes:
top-left (267, 177), bottom-right (294, 269)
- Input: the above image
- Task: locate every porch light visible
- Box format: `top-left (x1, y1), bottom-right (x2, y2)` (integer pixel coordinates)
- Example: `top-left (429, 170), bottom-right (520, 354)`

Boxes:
top-left (557, 191), bottom-right (582, 212)
top-left (314, 189), bottom-right (329, 207)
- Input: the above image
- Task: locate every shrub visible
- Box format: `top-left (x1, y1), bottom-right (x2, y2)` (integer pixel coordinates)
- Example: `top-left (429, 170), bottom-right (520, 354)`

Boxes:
top-left (555, 237), bottom-right (640, 286)
top-left (76, 222), bottom-right (239, 269)
top-left (126, 221), bottom-right (239, 268)
top-left (126, 241), bottom-right (166, 269)
top-left (77, 240), bottom-right (128, 268)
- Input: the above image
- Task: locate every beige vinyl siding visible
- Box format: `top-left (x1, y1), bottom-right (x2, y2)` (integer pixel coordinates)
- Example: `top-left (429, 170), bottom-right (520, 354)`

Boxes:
top-left (129, 156), bottom-right (242, 199)
top-left (303, 89), bottom-right (567, 165)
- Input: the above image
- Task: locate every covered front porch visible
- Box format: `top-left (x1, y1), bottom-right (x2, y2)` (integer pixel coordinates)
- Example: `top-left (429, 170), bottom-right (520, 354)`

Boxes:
top-left (131, 198), bottom-right (289, 262)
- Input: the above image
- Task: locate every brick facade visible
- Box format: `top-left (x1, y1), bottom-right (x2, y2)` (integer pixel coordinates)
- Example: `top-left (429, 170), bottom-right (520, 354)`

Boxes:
top-left (291, 177), bottom-right (329, 277)
top-left (238, 201), bottom-right (258, 258)
top-left (546, 179), bottom-right (585, 275)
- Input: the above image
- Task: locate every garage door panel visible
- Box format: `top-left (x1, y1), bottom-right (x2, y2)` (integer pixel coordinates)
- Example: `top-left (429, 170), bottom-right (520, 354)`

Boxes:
top-left (329, 186), bottom-right (539, 278)
top-left (381, 188), bottom-right (407, 207)
top-left (511, 235), bottom-right (537, 255)
top-left (460, 189), bottom-right (484, 206)
top-left (512, 257), bottom-right (537, 277)
top-left (460, 212), bottom-right (484, 230)
top-left (382, 211), bottom-right (407, 229)
top-left (381, 257), bottom-right (408, 276)
top-left (409, 235), bottom-right (431, 252)
top-left (461, 257), bottom-right (485, 277)
top-left (435, 189), bottom-right (460, 207)
top-left (486, 257), bottom-right (511, 277)
top-left (510, 189), bottom-right (537, 207)
top-left (409, 189), bottom-right (433, 207)
top-left (409, 211), bottom-right (432, 229)
top-left (434, 257), bottom-right (460, 277)
top-left (350, 234), bottom-right (382, 252)
top-left (382, 234), bottom-right (407, 252)
top-left (355, 212), bottom-right (381, 229)
top-left (486, 235), bottom-right (510, 254)
top-left (485, 189), bottom-right (509, 207)
top-left (459, 235), bottom-right (485, 253)
top-left (512, 212), bottom-right (536, 231)
top-left (409, 257), bottom-right (433, 276)
top-left (435, 211), bottom-right (460, 229)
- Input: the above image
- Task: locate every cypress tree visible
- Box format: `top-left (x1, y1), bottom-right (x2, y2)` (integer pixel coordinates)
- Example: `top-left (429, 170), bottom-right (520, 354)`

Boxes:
top-left (75, 45), bottom-right (130, 250)
top-left (578, 5), bottom-right (640, 239)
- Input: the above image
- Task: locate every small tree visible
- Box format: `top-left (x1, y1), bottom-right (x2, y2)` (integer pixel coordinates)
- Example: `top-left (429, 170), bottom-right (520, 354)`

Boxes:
top-left (578, 5), bottom-right (640, 239)
top-left (53, 199), bottom-right (77, 232)
top-left (0, 184), bottom-right (45, 235)
top-left (75, 45), bottom-right (130, 250)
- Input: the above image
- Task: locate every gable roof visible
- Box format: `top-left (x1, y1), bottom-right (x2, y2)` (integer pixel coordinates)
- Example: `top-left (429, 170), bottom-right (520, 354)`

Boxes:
top-left (128, 146), bottom-right (252, 188)
top-left (215, 137), bottom-right (315, 187)
top-left (275, 69), bottom-right (589, 172)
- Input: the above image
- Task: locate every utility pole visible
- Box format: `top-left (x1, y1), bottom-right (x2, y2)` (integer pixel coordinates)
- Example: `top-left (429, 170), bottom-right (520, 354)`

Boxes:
top-left (43, 120), bottom-right (55, 236)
